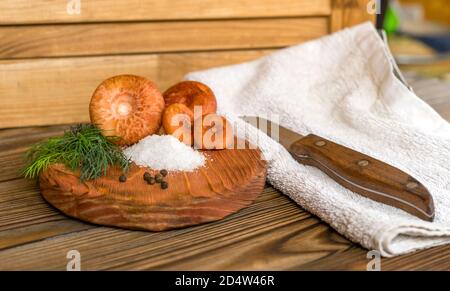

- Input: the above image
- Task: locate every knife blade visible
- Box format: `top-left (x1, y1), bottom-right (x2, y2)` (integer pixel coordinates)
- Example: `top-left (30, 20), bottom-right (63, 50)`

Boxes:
top-left (240, 116), bottom-right (435, 222)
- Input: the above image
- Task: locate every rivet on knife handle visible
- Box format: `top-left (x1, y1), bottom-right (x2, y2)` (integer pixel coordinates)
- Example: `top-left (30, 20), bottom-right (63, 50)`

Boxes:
top-left (290, 134), bottom-right (435, 221)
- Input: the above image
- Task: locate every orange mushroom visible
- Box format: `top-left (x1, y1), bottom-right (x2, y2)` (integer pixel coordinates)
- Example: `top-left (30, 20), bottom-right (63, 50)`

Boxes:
top-left (89, 75), bottom-right (165, 146)
top-left (193, 114), bottom-right (234, 150)
top-left (162, 103), bottom-right (194, 146)
top-left (163, 81), bottom-right (217, 117)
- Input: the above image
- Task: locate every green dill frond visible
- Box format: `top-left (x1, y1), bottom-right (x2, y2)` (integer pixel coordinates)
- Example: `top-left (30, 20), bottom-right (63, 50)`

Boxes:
top-left (23, 124), bottom-right (129, 181)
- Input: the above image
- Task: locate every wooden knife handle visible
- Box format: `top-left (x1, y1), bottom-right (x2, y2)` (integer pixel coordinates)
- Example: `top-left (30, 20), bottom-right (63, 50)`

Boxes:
top-left (290, 134), bottom-right (434, 221)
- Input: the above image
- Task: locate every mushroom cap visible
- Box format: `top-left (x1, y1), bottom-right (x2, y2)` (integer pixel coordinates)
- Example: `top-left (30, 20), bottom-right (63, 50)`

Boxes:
top-left (89, 75), bottom-right (165, 146)
top-left (163, 81), bottom-right (217, 117)
top-left (162, 103), bottom-right (194, 146)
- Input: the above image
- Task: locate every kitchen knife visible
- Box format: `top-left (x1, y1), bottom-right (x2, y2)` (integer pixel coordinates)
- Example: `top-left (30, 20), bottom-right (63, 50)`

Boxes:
top-left (240, 116), bottom-right (435, 222)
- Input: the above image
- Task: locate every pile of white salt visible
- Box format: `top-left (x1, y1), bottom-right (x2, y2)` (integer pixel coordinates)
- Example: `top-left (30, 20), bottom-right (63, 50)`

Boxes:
top-left (123, 134), bottom-right (205, 172)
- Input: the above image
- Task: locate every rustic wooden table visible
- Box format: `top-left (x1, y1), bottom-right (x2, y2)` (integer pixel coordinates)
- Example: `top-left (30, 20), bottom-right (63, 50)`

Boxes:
top-left (0, 76), bottom-right (449, 271)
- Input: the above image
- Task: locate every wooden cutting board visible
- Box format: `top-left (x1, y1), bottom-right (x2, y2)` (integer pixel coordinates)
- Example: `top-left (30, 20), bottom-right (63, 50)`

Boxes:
top-left (39, 143), bottom-right (266, 231)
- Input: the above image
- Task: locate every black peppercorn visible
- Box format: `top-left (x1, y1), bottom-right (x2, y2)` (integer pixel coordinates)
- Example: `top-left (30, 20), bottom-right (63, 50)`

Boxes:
top-left (161, 181), bottom-right (168, 189)
top-left (119, 174), bottom-right (127, 182)
top-left (160, 169), bottom-right (168, 177)
top-left (155, 173), bottom-right (163, 183)
top-left (143, 172), bottom-right (152, 180)
top-left (147, 177), bottom-right (156, 185)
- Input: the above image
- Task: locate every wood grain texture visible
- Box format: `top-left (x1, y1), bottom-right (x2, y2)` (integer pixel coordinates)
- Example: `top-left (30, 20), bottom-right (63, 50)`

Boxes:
top-left (0, 49), bottom-right (271, 129)
top-left (330, 0), bottom-right (376, 32)
top-left (0, 0), bottom-right (375, 130)
top-left (0, 127), bottom-right (97, 249)
top-left (39, 145), bottom-right (267, 231)
top-left (0, 177), bottom-right (95, 251)
top-left (404, 73), bottom-right (450, 121)
top-left (0, 18), bottom-right (328, 59)
top-left (0, 125), bottom-right (67, 182)
top-left (0, 185), bottom-right (353, 271)
top-left (1, 111), bottom-right (450, 269)
top-left (0, 0), bottom-right (331, 25)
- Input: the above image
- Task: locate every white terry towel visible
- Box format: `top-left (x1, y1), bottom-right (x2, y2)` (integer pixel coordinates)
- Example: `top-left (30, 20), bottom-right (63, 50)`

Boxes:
top-left (185, 22), bottom-right (450, 257)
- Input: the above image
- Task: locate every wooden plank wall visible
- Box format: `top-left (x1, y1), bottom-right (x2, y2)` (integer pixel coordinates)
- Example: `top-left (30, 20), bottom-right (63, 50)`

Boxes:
top-left (0, 0), bottom-right (374, 128)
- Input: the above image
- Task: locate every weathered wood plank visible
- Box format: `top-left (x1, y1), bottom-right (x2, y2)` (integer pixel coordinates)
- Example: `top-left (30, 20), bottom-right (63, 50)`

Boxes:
top-left (380, 244), bottom-right (450, 270)
top-left (0, 188), bottom-right (333, 270)
top-left (330, 0), bottom-right (376, 32)
top-left (0, 49), bottom-right (272, 129)
top-left (291, 246), bottom-right (369, 270)
top-left (0, 220), bottom-right (92, 250)
top-left (404, 73), bottom-right (450, 121)
top-left (0, 0), bottom-right (331, 25)
top-left (0, 178), bottom-right (63, 232)
top-left (0, 125), bottom-right (67, 182)
top-left (0, 74), bottom-right (449, 270)
top-left (0, 126), bottom-right (96, 250)
top-left (2, 171), bottom-right (450, 270)
top-left (298, 243), bottom-right (450, 271)
top-left (148, 219), bottom-right (351, 271)
top-left (0, 18), bottom-right (328, 59)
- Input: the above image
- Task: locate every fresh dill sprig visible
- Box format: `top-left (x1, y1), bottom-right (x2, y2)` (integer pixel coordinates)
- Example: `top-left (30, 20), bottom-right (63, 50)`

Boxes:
top-left (23, 124), bottom-right (129, 181)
